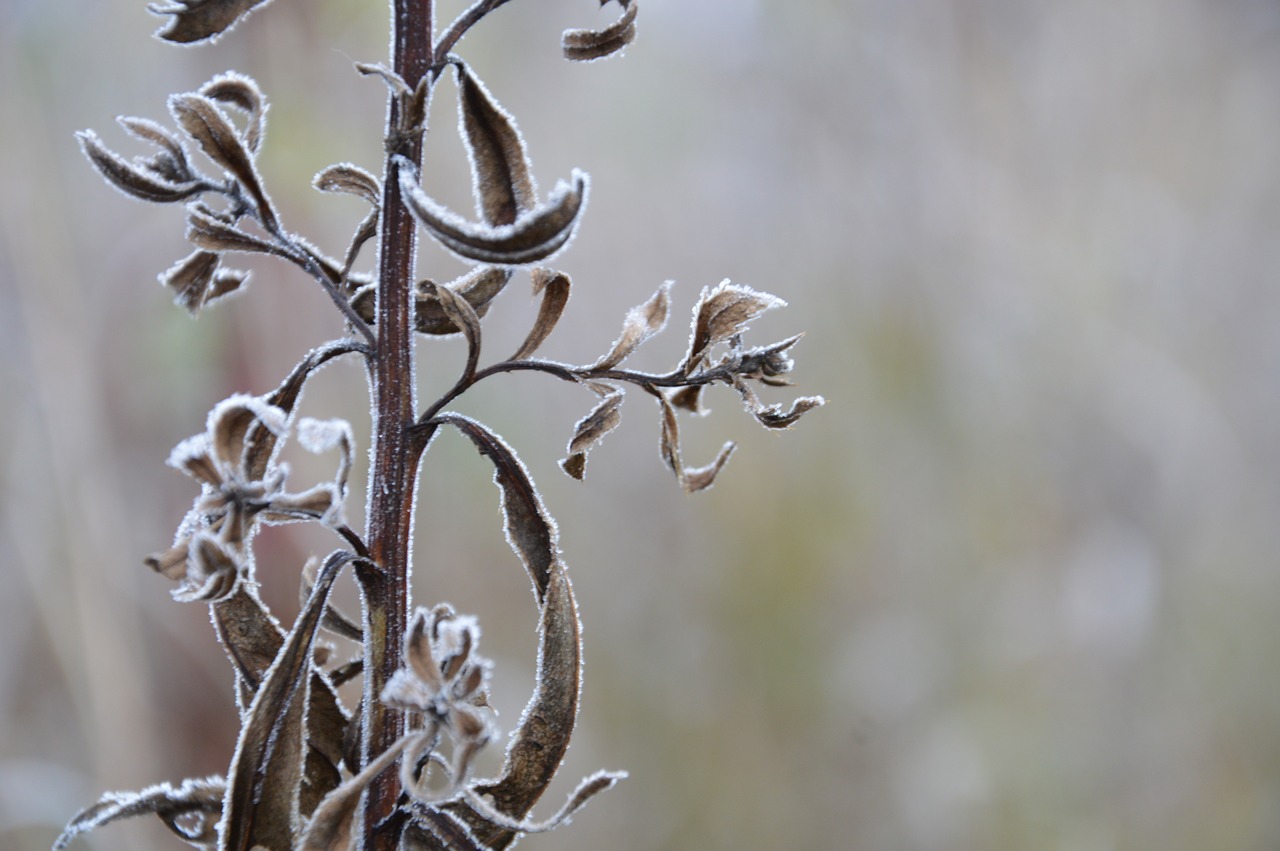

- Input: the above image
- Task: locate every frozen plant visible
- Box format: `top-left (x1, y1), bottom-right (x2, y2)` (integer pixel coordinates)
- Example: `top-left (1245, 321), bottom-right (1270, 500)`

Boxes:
top-left (58, 1), bottom-right (823, 849)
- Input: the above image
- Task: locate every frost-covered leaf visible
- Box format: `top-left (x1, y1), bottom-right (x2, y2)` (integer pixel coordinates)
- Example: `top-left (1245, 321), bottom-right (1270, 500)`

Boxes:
top-left (150, 0), bottom-right (277, 44)
top-left (221, 551), bottom-right (350, 851)
top-left (683, 280), bottom-right (785, 374)
top-left (298, 734), bottom-right (418, 851)
top-left (313, 162), bottom-right (381, 208)
top-left (456, 63), bottom-right (537, 227)
top-left (657, 390), bottom-right (735, 492)
top-left (200, 71), bottom-right (267, 153)
top-left (186, 206), bottom-right (287, 257)
top-left (170, 92), bottom-right (277, 229)
top-left (424, 279), bottom-right (483, 385)
top-left (559, 390), bottom-right (623, 480)
top-left (731, 375), bottom-right (827, 429)
top-left (117, 115), bottom-right (195, 183)
top-left (430, 414), bottom-right (584, 847)
top-left (160, 249), bottom-right (249, 314)
top-left (668, 384), bottom-right (706, 415)
top-left (592, 280), bottom-right (670, 370)
top-left (399, 161), bottom-right (588, 266)
top-left (77, 128), bottom-right (205, 203)
top-left (54, 776), bottom-right (225, 850)
top-left (351, 267), bottom-right (512, 336)
top-left (459, 769), bottom-right (626, 838)
top-left (435, 414), bottom-right (558, 599)
top-left (172, 532), bottom-right (241, 602)
top-left (562, 1), bottom-right (638, 61)
top-left (511, 267), bottom-right (571, 360)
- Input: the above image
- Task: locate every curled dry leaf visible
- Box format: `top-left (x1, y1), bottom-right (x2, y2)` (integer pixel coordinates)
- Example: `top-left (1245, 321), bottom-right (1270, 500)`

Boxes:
top-left (559, 390), bottom-right (624, 480)
top-left (562, 0), bottom-right (638, 62)
top-left (423, 279), bottom-right (484, 386)
top-left (200, 71), bottom-right (267, 153)
top-left (150, 0), bottom-right (277, 44)
top-left (54, 776), bottom-right (226, 851)
top-left (656, 390), bottom-right (735, 493)
top-left (429, 414), bottom-right (586, 848)
top-left (186, 206), bottom-right (287, 258)
top-left (351, 266), bottom-right (512, 336)
top-left (170, 92), bottom-right (278, 230)
top-left (76, 127), bottom-right (206, 203)
top-left (399, 160), bottom-right (589, 266)
top-left (592, 280), bottom-right (671, 370)
top-left (456, 62), bottom-right (537, 226)
top-left (313, 162), bottom-right (382, 208)
top-left (510, 267), bottom-right (571, 360)
top-left (160, 249), bottom-right (250, 314)
top-left (731, 375), bottom-right (827, 429)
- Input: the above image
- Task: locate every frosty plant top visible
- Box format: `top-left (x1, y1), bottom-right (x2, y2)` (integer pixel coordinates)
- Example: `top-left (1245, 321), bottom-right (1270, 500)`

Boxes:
top-left (60, 0), bottom-right (823, 848)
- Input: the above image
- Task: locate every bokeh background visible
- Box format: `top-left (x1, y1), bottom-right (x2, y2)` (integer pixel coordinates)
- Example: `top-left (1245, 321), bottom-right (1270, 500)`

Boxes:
top-left (5, 0), bottom-right (1280, 848)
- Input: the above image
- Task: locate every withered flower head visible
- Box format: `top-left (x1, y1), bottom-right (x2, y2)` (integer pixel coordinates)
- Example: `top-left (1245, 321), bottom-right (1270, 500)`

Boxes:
top-left (146, 394), bottom-right (353, 601)
top-left (381, 604), bottom-right (495, 746)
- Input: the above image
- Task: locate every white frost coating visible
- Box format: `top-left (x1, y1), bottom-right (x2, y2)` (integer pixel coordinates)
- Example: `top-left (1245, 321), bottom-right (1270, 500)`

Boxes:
top-left (296, 417), bottom-right (352, 454)
top-left (207, 393), bottom-right (288, 437)
top-left (398, 163), bottom-right (590, 265)
top-left (452, 63), bottom-right (538, 220)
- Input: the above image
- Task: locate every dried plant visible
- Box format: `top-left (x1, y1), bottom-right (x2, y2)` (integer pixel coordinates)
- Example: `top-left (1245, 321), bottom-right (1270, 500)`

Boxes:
top-left (59, 1), bottom-right (822, 849)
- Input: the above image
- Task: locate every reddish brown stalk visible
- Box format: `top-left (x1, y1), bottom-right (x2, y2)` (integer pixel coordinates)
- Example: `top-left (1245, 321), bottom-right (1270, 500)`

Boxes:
top-left (362, 0), bottom-right (434, 847)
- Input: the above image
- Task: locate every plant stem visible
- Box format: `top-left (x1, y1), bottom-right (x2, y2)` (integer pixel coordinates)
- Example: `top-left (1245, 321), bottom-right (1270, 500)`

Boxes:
top-left (362, 0), bottom-right (433, 847)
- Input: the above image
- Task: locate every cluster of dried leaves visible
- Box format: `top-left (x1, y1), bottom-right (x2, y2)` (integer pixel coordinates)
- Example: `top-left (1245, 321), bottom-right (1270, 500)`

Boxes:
top-left (60, 0), bottom-right (821, 849)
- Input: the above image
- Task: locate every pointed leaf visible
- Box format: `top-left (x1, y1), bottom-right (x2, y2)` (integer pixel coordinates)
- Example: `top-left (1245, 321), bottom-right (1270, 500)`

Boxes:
top-left (187, 206), bottom-right (288, 257)
top-left (399, 162), bottom-right (588, 266)
top-left (55, 776), bottom-right (225, 850)
top-left (434, 414), bottom-right (558, 600)
top-left (511, 268), bottom-right (571, 360)
top-left (592, 280), bottom-right (670, 369)
top-left (562, 1), bottom-right (638, 61)
top-left (160, 249), bottom-right (221, 313)
top-left (149, 0), bottom-right (277, 44)
top-left (220, 551), bottom-right (350, 851)
top-left (683, 280), bottom-right (785, 374)
top-left (456, 63), bottom-right (537, 226)
top-left (170, 92), bottom-right (277, 230)
top-left (298, 733), bottom-right (419, 851)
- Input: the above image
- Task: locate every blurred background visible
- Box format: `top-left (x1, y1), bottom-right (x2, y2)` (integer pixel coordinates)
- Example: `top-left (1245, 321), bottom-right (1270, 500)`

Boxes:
top-left (5, 0), bottom-right (1280, 848)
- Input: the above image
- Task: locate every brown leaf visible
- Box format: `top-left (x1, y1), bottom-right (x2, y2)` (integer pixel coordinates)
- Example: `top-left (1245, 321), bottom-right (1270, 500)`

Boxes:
top-left (559, 390), bottom-right (623, 480)
top-left (160, 249), bottom-right (219, 313)
top-left (456, 63), bottom-right (537, 227)
top-left (55, 776), bottom-right (226, 850)
top-left (656, 390), bottom-right (735, 493)
top-left (117, 116), bottom-right (195, 183)
top-left (431, 414), bottom-right (583, 847)
top-left (170, 92), bottom-right (278, 230)
top-left (592, 280), bottom-right (670, 369)
top-left (186, 207), bottom-right (287, 257)
top-left (510, 268), bottom-right (571, 360)
top-left (399, 161), bottom-right (588, 266)
top-left (200, 71), bottom-right (267, 153)
top-left (422, 280), bottom-right (484, 384)
top-left (731, 375), bottom-right (827, 429)
top-left (298, 733), bottom-right (418, 851)
top-left (77, 128), bottom-right (204, 203)
top-left (684, 280), bottom-right (785, 374)
top-left (435, 414), bottom-right (558, 600)
top-left (562, 1), bottom-right (638, 62)
top-left (222, 551), bottom-right (350, 851)
top-left (352, 267), bottom-right (512, 336)
top-left (313, 162), bottom-right (381, 208)
top-left (149, 0), bottom-right (276, 44)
